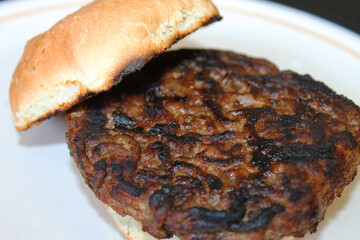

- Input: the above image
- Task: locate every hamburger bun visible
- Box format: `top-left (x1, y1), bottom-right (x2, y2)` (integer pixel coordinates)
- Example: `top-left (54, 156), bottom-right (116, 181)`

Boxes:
top-left (9, 0), bottom-right (221, 131)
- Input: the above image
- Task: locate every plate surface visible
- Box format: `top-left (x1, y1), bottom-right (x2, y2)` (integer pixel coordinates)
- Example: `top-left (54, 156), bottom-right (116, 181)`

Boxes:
top-left (1, 0), bottom-right (359, 239)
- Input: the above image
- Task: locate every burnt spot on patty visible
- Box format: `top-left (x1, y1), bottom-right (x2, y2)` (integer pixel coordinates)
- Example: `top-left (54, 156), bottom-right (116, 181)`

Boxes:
top-left (113, 112), bottom-right (137, 128)
top-left (66, 50), bottom-right (360, 240)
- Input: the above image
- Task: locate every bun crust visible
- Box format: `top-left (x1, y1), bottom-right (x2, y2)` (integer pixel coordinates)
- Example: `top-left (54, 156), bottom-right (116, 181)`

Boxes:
top-left (10, 0), bottom-right (221, 130)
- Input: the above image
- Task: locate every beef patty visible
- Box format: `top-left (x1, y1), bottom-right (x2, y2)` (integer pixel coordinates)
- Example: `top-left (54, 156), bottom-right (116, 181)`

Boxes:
top-left (66, 50), bottom-right (360, 240)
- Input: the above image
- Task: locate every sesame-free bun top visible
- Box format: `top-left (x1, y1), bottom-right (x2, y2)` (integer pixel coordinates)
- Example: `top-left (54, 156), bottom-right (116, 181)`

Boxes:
top-left (9, 0), bottom-right (221, 130)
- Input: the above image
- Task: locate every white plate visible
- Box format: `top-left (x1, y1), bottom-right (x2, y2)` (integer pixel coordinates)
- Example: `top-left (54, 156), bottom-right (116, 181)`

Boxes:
top-left (1, 0), bottom-right (360, 239)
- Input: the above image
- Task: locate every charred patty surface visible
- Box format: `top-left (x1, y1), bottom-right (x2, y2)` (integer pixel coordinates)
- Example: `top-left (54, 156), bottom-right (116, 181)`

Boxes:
top-left (66, 50), bottom-right (360, 240)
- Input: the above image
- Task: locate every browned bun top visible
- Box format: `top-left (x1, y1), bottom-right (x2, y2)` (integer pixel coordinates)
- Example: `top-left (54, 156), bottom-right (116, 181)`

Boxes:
top-left (9, 0), bottom-right (221, 131)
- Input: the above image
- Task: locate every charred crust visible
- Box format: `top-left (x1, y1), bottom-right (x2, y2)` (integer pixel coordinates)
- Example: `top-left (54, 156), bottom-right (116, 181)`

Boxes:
top-left (78, 91), bottom-right (97, 102)
top-left (210, 131), bottom-right (234, 142)
top-left (282, 175), bottom-right (291, 191)
top-left (204, 156), bottom-right (242, 167)
top-left (135, 170), bottom-right (170, 185)
top-left (173, 160), bottom-right (196, 168)
top-left (33, 92), bottom-right (98, 128)
top-left (112, 164), bottom-right (123, 175)
top-left (185, 206), bottom-right (245, 231)
top-left (203, 15), bottom-right (223, 26)
top-left (113, 178), bottom-right (146, 197)
top-left (205, 99), bottom-right (229, 122)
top-left (172, 96), bottom-right (189, 102)
top-left (35, 109), bottom-right (62, 126)
top-left (148, 122), bottom-right (178, 136)
top-left (149, 141), bottom-right (172, 167)
top-left (229, 204), bottom-right (285, 232)
top-left (149, 186), bottom-right (173, 210)
top-left (205, 175), bottom-right (223, 190)
top-left (290, 190), bottom-right (302, 202)
top-left (113, 112), bottom-right (137, 128)
top-left (70, 101), bottom-right (107, 140)
top-left (251, 150), bottom-right (271, 170)
top-left (94, 159), bottom-right (106, 170)
top-left (335, 131), bottom-right (356, 148)
top-left (164, 133), bottom-right (201, 145)
top-left (113, 57), bottom-right (148, 86)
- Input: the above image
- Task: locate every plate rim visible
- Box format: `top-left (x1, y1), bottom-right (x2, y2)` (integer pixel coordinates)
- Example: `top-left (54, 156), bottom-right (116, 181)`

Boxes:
top-left (0, 0), bottom-right (359, 60)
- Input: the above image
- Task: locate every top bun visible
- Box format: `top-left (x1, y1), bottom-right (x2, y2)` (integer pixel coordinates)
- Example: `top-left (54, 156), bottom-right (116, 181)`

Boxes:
top-left (10, 0), bottom-right (221, 130)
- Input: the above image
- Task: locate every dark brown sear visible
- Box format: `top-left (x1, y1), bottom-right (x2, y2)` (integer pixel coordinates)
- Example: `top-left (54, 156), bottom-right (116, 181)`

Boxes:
top-left (66, 50), bottom-right (360, 240)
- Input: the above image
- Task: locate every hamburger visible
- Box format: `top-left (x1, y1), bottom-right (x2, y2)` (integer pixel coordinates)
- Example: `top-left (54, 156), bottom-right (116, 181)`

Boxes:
top-left (9, 0), bottom-right (360, 240)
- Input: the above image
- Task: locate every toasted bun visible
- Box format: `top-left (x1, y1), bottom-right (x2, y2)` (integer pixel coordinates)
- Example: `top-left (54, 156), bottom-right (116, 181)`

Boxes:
top-left (106, 205), bottom-right (297, 240)
top-left (10, 0), bottom-right (221, 131)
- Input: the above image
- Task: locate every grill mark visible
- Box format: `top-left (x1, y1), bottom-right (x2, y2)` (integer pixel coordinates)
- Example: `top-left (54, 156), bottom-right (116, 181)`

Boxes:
top-left (149, 186), bottom-right (173, 209)
top-left (148, 124), bottom-right (171, 136)
top-left (145, 84), bottom-right (160, 101)
top-left (290, 190), bottom-right (302, 202)
top-left (210, 131), bottom-right (234, 142)
top-left (173, 161), bottom-right (196, 168)
top-left (117, 160), bottom-right (137, 180)
top-left (295, 99), bottom-right (317, 121)
top-left (205, 175), bottom-right (223, 190)
top-left (291, 73), bottom-right (337, 97)
top-left (186, 206), bottom-right (245, 224)
top-left (113, 178), bottom-right (146, 197)
top-left (173, 96), bottom-right (189, 102)
top-left (282, 175), bottom-right (291, 191)
top-left (251, 150), bottom-right (271, 170)
top-left (335, 131), bottom-right (356, 148)
top-left (113, 112), bottom-right (137, 128)
top-left (73, 103), bottom-right (107, 141)
top-left (112, 164), bottom-right (123, 174)
top-left (160, 96), bottom-right (189, 102)
top-left (94, 159), bottom-right (106, 170)
top-left (229, 189), bottom-right (247, 210)
top-left (86, 104), bottom-right (107, 135)
top-left (204, 77), bottom-right (219, 94)
top-left (205, 99), bottom-right (229, 122)
top-left (92, 146), bottom-right (100, 155)
top-left (249, 136), bottom-right (337, 172)
top-left (134, 127), bottom-right (145, 133)
top-left (229, 204), bottom-right (285, 232)
top-left (202, 76), bottom-right (230, 122)
top-left (149, 186), bottom-right (173, 224)
top-left (145, 104), bottom-right (167, 118)
top-left (310, 121), bottom-right (326, 141)
top-left (204, 156), bottom-right (242, 166)
top-left (148, 121), bottom-right (178, 136)
top-left (174, 176), bottom-right (203, 190)
top-left (150, 141), bottom-right (172, 167)
top-left (171, 161), bottom-right (223, 190)
top-left (165, 133), bottom-right (201, 145)
top-left (144, 84), bottom-right (170, 119)
top-left (135, 170), bottom-right (170, 185)
top-left (282, 175), bottom-right (304, 202)
top-left (238, 107), bottom-right (275, 129)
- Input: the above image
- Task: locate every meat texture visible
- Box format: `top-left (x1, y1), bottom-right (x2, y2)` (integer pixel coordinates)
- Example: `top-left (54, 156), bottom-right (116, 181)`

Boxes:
top-left (66, 50), bottom-right (360, 240)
